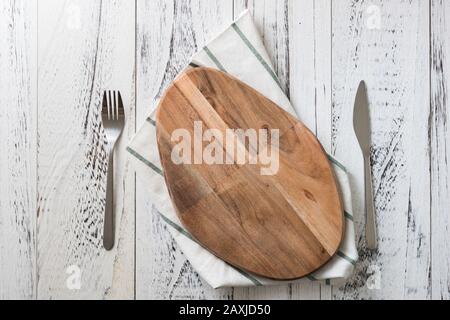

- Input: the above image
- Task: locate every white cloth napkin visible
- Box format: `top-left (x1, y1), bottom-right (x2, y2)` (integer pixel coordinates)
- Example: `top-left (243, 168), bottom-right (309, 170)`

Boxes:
top-left (127, 10), bottom-right (358, 288)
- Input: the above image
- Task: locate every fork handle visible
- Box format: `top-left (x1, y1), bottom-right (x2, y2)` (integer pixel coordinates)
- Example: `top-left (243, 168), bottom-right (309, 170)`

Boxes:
top-left (364, 155), bottom-right (378, 250)
top-left (103, 147), bottom-right (115, 250)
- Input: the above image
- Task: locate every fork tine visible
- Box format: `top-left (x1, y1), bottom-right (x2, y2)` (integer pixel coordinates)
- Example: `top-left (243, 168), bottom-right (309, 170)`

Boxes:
top-left (117, 92), bottom-right (124, 116)
top-left (110, 91), bottom-right (114, 120)
top-left (109, 91), bottom-right (113, 120)
top-left (114, 91), bottom-right (118, 120)
top-left (102, 91), bottom-right (108, 115)
top-left (108, 91), bottom-right (113, 120)
top-left (102, 90), bottom-right (124, 120)
top-left (106, 91), bottom-right (110, 119)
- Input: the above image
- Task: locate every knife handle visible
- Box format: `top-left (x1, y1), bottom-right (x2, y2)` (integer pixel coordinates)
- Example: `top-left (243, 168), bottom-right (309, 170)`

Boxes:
top-left (103, 148), bottom-right (115, 251)
top-left (364, 155), bottom-right (378, 250)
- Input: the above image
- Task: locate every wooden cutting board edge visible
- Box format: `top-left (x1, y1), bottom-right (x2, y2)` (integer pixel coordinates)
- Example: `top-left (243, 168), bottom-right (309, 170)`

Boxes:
top-left (155, 67), bottom-right (346, 280)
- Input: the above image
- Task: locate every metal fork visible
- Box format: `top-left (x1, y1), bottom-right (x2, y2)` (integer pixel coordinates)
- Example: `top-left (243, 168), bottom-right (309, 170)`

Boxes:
top-left (101, 90), bottom-right (125, 250)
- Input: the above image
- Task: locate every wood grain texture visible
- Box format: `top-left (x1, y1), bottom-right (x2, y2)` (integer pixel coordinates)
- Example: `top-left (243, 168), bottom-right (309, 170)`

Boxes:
top-left (0, 0), bottom-right (37, 300)
top-left (431, 0), bottom-right (450, 301)
top-left (37, 0), bottom-right (135, 299)
top-left (156, 67), bottom-right (344, 280)
top-left (233, 0), bottom-right (332, 300)
top-left (234, 0), bottom-right (292, 299)
top-left (135, 0), bottom-right (234, 300)
top-left (289, 0), bottom-right (333, 300)
top-left (332, 0), bottom-right (430, 299)
top-left (290, 0), bottom-right (332, 153)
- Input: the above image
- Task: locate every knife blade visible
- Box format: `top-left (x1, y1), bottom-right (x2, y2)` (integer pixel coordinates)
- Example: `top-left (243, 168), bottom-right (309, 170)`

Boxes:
top-left (353, 81), bottom-right (378, 250)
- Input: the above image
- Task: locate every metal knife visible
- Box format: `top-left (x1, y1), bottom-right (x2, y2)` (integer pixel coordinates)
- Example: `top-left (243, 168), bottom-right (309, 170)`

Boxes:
top-left (353, 81), bottom-right (378, 250)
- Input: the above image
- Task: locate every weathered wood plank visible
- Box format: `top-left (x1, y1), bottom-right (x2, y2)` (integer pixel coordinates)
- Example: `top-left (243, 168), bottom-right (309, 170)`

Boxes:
top-left (431, 0), bottom-right (450, 301)
top-left (0, 0), bottom-right (37, 300)
top-left (290, 0), bottom-right (332, 153)
top-left (37, 0), bottom-right (135, 299)
top-left (332, 0), bottom-right (430, 299)
top-left (232, 0), bottom-right (332, 300)
top-left (135, 0), bottom-right (234, 300)
top-left (233, 0), bottom-right (291, 300)
top-left (289, 0), bottom-right (332, 300)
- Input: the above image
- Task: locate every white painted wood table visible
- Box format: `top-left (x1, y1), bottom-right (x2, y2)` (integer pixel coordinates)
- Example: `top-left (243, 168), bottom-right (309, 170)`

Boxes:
top-left (0, 0), bottom-right (449, 300)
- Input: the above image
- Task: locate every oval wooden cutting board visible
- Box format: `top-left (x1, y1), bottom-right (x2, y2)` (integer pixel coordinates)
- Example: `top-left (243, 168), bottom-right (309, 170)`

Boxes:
top-left (156, 67), bottom-right (344, 280)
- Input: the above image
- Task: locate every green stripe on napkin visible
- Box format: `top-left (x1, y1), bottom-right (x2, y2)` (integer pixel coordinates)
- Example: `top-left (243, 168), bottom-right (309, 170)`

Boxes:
top-left (327, 155), bottom-right (348, 173)
top-left (344, 211), bottom-right (354, 221)
top-left (158, 211), bottom-right (195, 241)
top-left (127, 146), bottom-right (163, 177)
top-left (337, 251), bottom-right (357, 266)
top-left (204, 46), bottom-right (227, 72)
top-left (157, 209), bottom-right (262, 286)
top-left (232, 23), bottom-right (282, 89)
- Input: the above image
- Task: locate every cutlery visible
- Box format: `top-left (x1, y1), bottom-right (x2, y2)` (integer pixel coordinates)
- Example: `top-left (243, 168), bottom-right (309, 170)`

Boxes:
top-left (101, 90), bottom-right (125, 250)
top-left (353, 81), bottom-right (378, 250)
top-left (155, 67), bottom-right (344, 279)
